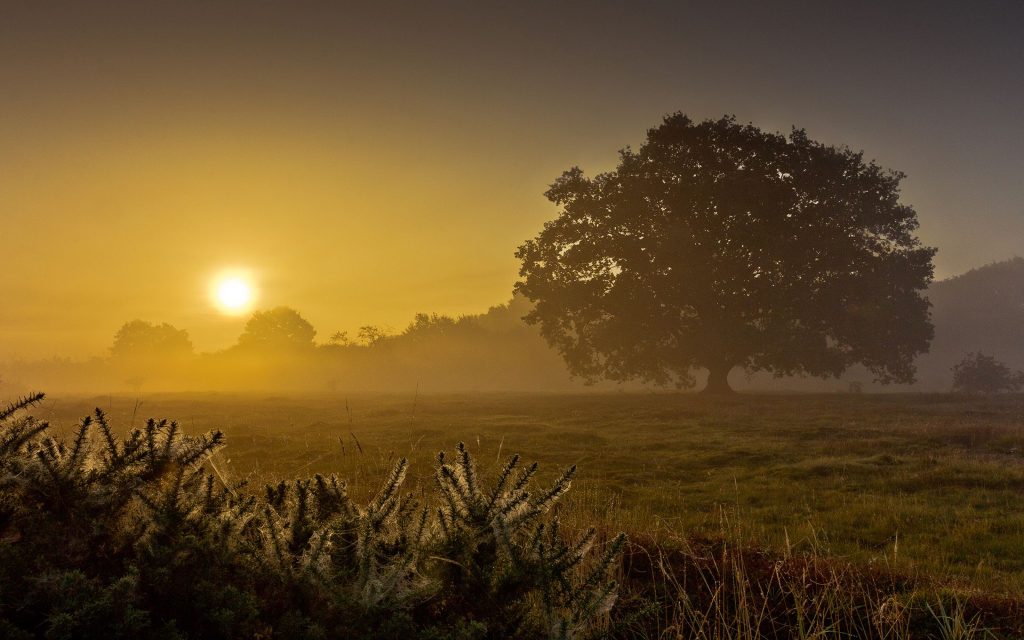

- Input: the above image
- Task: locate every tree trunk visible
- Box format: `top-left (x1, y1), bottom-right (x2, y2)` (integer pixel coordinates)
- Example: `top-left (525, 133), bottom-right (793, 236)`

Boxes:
top-left (703, 363), bottom-right (735, 394)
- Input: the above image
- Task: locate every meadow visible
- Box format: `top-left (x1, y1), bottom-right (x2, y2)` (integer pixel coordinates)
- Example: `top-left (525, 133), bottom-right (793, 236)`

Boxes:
top-left (28, 389), bottom-right (1024, 634)
top-left (38, 391), bottom-right (1024, 595)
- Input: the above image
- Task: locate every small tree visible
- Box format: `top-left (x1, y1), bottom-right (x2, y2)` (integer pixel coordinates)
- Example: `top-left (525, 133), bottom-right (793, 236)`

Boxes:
top-left (516, 114), bottom-right (936, 393)
top-left (951, 352), bottom-right (1024, 394)
top-left (404, 313), bottom-right (458, 338)
top-left (110, 320), bottom-right (193, 359)
top-left (328, 330), bottom-right (350, 346)
top-left (237, 307), bottom-right (316, 350)
top-left (109, 320), bottom-right (193, 388)
top-left (357, 325), bottom-right (390, 346)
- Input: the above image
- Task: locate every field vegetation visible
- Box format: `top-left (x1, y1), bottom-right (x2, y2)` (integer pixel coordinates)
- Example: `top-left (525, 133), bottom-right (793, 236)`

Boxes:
top-left (21, 391), bottom-right (1024, 637)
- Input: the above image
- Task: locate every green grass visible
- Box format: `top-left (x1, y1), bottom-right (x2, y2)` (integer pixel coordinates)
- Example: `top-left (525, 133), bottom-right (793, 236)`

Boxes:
top-left (39, 391), bottom-right (1024, 597)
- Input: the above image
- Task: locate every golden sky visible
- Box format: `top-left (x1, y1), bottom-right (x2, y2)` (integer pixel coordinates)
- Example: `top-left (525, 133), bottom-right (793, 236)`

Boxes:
top-left (2, 1), bottom-right (1022, 358)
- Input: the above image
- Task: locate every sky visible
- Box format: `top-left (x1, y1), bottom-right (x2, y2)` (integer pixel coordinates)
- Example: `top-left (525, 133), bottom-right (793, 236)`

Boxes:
top-left (2, 0), bottom-right (1022, 358)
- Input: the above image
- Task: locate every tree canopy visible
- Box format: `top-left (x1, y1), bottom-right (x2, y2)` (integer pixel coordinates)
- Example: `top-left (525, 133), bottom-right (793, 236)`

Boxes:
top-left (110, 320), bottom-right (193, 360)
top-left (237, 307), bottom-right (316, 350)
top-left (515, 114), bottom-right (936, 392)
top-left (951, 352), bottom-right (1024, 394)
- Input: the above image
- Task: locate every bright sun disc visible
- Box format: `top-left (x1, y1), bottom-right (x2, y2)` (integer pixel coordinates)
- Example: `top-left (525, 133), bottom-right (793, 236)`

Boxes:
top-left (214, 276), bottom-right (254, 314)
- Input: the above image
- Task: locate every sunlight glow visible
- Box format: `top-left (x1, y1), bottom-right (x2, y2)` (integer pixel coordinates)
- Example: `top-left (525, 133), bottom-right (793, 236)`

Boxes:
top-left (212, 273), bottom-right (256, 315)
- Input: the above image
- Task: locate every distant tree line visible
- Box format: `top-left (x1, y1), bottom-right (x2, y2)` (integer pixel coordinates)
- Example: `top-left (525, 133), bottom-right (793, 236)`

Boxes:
top-left (7, 297), bottom-right (573, 393)
top-left (5, 255), bottom-right (1024, 394)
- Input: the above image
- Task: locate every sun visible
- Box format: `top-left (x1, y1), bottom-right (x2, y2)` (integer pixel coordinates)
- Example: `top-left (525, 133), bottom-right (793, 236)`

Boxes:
top-left (211, 272), bottom-right (256, 315)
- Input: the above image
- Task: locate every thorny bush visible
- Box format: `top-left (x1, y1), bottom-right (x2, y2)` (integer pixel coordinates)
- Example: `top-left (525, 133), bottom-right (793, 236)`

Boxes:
top-left (0, 393), bottom-right (624, 639)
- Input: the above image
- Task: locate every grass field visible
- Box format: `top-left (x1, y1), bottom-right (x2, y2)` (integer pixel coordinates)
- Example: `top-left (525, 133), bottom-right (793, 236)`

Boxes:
top-left (37, 390), bottom-right (1024, 601)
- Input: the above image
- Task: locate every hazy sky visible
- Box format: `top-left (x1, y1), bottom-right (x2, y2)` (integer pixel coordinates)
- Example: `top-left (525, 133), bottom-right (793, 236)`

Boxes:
top-left (2, 1), bottom-right (1022, 358)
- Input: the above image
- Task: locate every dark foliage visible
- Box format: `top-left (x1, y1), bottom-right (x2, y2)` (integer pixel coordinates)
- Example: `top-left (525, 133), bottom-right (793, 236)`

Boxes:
top-left (951, 352), bottom-right (1024, 394)
top-left (0, 394), bottom-right (623, 639)
top-left (516, 114), bottom-right (935, 392)
top-left (911, 258), bottom-right (1024, 389)
top-left (110, 321), bottom-right (194, 359)
top-left (237, 307), bottom-right (317, 351)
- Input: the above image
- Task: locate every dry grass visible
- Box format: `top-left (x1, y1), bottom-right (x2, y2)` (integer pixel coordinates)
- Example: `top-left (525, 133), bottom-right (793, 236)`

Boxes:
top-left (36, 391), bottom-right (1024, 636)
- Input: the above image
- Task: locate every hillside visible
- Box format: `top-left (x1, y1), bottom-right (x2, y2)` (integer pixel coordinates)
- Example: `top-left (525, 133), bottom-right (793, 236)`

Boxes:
top-left (918, 257), bottom-right (1024, 389)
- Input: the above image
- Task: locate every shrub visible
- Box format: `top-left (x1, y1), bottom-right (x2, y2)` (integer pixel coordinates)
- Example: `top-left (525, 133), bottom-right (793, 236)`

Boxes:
top-left (0, 393), bottom-right (623, 639)
top-left (951, 352), bottom-right (1024, 394)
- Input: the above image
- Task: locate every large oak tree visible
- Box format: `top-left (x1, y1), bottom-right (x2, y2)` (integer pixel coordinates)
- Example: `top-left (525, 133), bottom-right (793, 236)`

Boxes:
top-left (515, 114), bottom-right (936, 393)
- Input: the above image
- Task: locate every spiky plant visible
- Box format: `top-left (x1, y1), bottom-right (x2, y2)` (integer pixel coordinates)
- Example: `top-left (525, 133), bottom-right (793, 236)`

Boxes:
top-left (0, 394), bottom-right (261, 638)
top-left (0, 395), bottom-right (624, 639)
top-left (257, 461), bottom-right (432, 611)
top-left (433, 441), bottom-right (626, 638)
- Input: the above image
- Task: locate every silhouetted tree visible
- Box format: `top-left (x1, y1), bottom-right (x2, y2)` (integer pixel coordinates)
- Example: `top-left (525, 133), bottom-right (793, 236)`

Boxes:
top-left (951, 352), bottom-right (1024, 394)
top-left (110, 320), bottom-right (193, 359)
top-left (357, 325), bottom-right (389, 346)
top-left (404, 313), bottom-right (459, 338)
top-left (328, 330), bottom-right (350, 346)
top-left (237, 307), bottom-right (316, 350)
top-left (516, 114), bottom-right (936, 393)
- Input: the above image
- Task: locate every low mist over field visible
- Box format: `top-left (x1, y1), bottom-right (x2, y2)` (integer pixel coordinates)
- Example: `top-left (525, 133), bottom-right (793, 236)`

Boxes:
top-left (5, 258), bottom-right (1024, 394)
top-left (4, 2), bottom-right (1024, 639)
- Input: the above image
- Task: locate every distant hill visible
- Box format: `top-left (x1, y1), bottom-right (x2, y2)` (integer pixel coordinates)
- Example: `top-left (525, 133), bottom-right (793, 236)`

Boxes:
top-left (915, 257), bottom-right (1024, 389)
